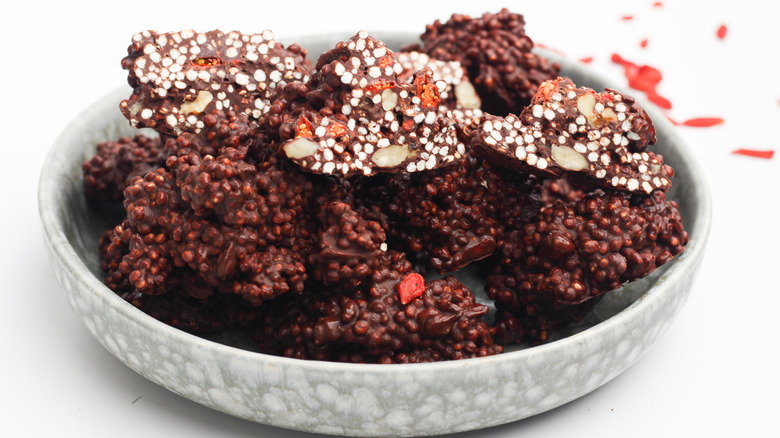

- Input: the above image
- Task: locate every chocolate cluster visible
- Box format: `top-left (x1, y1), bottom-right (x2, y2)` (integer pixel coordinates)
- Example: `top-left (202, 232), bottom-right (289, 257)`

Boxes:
top-left (84, 11), bottom-right (688, 364)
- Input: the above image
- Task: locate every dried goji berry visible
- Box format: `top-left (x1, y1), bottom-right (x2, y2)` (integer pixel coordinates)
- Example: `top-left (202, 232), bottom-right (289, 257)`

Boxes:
top-left (192, 57), bottom-right (223, 67)
top-left (646, 90), bottom-right (672, 110)
top-left (415, 78), bottom-right (439, 108)
top-left (612, 53), bottom-right (670, 108)
top-left (717, 25), bottom-right (728, 40)
top-left (365, 80), bottom-right (396, 93)
top-left (732, 149), bottom-right (774, 159)
top-left (398, 273), bottom-right (425, 305)
top-left (295, 117), bottom-right (313, 138)
top-left (378, 55), bottom-right (394, 68)
top-left (328, 123), bottom-right (347, 138)
top-left (681, 117), bottom-right (724, 127)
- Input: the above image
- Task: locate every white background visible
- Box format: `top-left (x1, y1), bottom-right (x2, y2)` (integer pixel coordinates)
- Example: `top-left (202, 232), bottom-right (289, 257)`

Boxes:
top-left (3, 0), bottom-right (779, 436)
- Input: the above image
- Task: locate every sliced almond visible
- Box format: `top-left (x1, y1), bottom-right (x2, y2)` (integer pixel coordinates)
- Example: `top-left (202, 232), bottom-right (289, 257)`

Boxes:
top-left (381, 89), bottom-right (398, 111)
top-left (551, 145), bottom-right (589, 171)
top-left (371, 144), bottom-right (409, 168)
top-left (576, 93), bottom-right (596, 125)
top-left (283, 137), bottom-right (320, 159)
top-left (128, 102), bottom-right (142, 116)
top-left (601, 107), bottom-right (618, 124)
top-left (181, 90), bottom-right (214, 114)
top-left (454, 81), bottom-right (481, 109)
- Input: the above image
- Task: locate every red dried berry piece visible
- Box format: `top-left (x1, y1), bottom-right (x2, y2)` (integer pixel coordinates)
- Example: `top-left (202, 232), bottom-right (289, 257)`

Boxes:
top-left (398, 273), bottom-right (425, 304)
top-left (269, 32), bottom-right (466, 176)
top-left (717, 24), bottom-right (728, 39)
top-left (611, 54), bottom-right (672, 109)
top-left (646, 90), bottom-right (672, 110)
top-left (415, 73), bottom-right (440, 108)
top-left (680, 117), bottom-right (724, 127)
top-left (296, 117), bottom-right (314, 138)
top-left (732, 149), bottom-right (774, 159)
top-left (191, 56), bottom-right (223, 67)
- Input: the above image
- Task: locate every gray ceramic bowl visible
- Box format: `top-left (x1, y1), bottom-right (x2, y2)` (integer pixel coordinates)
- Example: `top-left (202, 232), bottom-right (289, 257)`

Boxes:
top-left (39, 33), bottom-right (711, 437)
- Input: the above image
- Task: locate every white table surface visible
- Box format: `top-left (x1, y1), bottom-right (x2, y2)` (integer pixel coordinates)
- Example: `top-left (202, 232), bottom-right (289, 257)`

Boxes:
top-left (3, 0), bottom-right (778, 436)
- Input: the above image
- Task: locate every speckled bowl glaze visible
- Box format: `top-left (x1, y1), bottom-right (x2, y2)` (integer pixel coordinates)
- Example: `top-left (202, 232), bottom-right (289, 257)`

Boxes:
top-left (39, 33), bottom-right (711, 437)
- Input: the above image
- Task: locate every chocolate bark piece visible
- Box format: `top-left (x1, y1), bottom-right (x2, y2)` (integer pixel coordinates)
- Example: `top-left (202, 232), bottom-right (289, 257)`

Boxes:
top-left (406, 9), bottom-right (560, 115)
top-left (82, 134), bottom-right (167, 202)
top-left (120, 29), bottom-right (308, 136)
top-left (396, 51), bottom-right (483, 125)
top-left (471, 77), bottom-right (674, 194)
top-left (268, 32), bottom-right (466, 176)
top-left (487, 189), bottom-right (688, 344)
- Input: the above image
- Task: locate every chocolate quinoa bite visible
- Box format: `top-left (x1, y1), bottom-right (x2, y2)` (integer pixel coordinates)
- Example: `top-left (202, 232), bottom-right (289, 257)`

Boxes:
top-left (100, 166), bottom-right (311, 306)
top-left (356, 153), bottom-right (541, 274)
top-left (120, 29), bottom-right (308, 137)
top-left (264, 31), bottom-right (467, 176)
top-left (308, 201), bottom-right (388, 289)
top-left (82, 134), bottom-right (166, 202)
top-left (471, 77), bottom-right (673, 194)
top-left (102, 99), bottom-right (317, 308)
top-left (119, 288), bottom-right (262, 333)
top-left (258, 251), bottom-right (501, 363)
top-left (487, 189), bottom-right (688, 344)
top-left (406, 9), bottom-right (560, 115)
top-left (164, 109), bottom-right (316, 249)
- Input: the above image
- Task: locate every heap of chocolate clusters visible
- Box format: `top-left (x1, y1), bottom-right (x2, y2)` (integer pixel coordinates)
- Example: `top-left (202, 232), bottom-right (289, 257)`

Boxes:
top-left (83, 9), bottom-right (688, 363)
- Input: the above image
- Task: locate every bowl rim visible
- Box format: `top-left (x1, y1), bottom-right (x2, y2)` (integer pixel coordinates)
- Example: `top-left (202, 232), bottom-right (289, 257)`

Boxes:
top-left (37, 36), bottom-right (712, 376)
